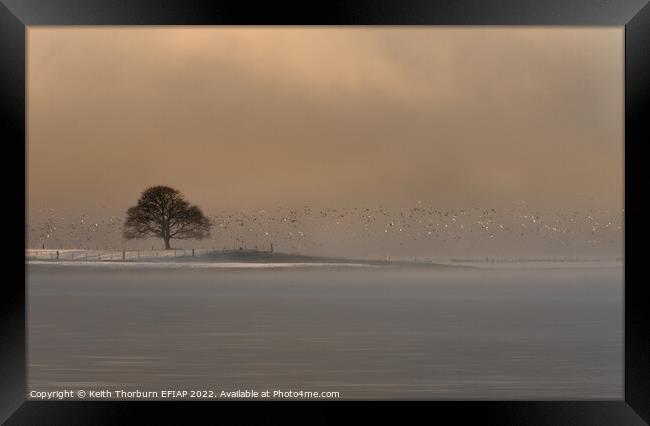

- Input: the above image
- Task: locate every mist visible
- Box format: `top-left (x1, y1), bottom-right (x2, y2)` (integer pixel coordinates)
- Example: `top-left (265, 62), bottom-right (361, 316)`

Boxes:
top-left (27, 27), bottom-right (623, 258)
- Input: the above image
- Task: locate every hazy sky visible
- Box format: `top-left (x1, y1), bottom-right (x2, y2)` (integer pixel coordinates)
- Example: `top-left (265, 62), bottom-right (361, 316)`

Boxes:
top-left (28, 27), bottom-right (623, 218)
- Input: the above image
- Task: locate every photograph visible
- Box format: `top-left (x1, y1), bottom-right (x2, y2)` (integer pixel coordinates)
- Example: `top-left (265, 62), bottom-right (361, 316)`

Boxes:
top-left (24, 26), bottom-right (626, 401)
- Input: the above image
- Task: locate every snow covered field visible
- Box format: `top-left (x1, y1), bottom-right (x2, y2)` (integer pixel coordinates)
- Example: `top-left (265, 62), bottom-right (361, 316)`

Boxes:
top-left (25, 249), bottom-right (390, 269)
top-left (26, 260), bottom-right (384, 269)
top-left (26, 249), bottom-right (623, 270)
top-left (433, 258), bottom-right (623, 270)
top-left (27, 264), bottom-right (623, 399)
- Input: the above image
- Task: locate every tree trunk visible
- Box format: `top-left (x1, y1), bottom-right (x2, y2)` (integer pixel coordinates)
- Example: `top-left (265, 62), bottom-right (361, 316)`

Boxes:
top-left (164, 238), bottom-right (171, 250)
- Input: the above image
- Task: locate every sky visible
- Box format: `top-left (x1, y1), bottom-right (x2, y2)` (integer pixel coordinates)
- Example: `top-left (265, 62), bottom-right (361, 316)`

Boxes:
top-left (26, 27), bottom-right (624, 256)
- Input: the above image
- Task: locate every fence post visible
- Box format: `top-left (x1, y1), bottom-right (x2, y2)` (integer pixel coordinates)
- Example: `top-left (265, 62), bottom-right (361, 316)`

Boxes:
top-left (123, 250), bottom-right (126, 260)
top-left (56, 250), bottom-right (59, 260)
top-left (192, 248), bottom-right (195, 257)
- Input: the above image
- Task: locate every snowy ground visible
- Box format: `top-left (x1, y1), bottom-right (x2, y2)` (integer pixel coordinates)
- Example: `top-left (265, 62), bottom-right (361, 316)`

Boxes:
top-left (26, 259), bottom-right (385, 269)
top-left (26, 249), bottom-right (622, 270)
top-left (25, 249), bottom-right (388, 269)
top-left (432, 258), bottom-right (623, 270)
top-left (27, 264), bottom-right (623, 399)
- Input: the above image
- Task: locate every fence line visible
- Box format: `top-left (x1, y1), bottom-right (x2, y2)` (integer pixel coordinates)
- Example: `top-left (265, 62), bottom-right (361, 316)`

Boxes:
top-left (25, 248), bottom-right (273, 262)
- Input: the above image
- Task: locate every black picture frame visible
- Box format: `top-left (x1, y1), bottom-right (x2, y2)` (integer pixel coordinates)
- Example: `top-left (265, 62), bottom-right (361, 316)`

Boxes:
top-left (2, 1), bottom-right (648, 424)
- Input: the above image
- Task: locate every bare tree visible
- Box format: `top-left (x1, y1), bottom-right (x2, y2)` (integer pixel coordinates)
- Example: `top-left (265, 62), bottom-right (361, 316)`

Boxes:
top-left (123, 186), bottom-right (211, 249)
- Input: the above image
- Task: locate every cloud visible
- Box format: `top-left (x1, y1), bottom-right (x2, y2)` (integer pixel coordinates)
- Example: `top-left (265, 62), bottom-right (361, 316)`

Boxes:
top-left (28, 27), bottom-right (623, 215)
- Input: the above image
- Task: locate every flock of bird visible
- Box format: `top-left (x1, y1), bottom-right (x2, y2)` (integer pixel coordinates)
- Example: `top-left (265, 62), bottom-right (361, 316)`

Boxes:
top-left (27, 202), bottom-right (624, 257)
